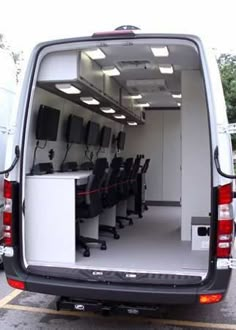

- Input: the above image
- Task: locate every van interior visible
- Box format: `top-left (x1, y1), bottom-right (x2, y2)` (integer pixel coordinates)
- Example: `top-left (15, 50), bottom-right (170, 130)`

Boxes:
top-left (23, 36), bottom-right (211, 285)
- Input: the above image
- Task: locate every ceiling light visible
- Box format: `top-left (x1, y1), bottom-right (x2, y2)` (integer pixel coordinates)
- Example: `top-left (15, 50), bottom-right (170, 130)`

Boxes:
top-left (130, 94), bottom-right (142, 99)
top-left (151, 46), bottom-right (169, 57)
top-left (127, 122), bottom-right (138, 126)
top-left (134, 103), bottom-right (150, 107)
top-left (114, 114), bottom-right (126, 119)
top-left (177, 102), bottom-right (181, 107)
top-left (100, 107), bottom-right (116, 114)
top-left (172, 93), bottom-right (182, 98)
top-left (85, 48), bottom-right (106, 60)
top-left (80, 97), bottom-right (100, 105)
top-left (159, 65), bottom-right (174, 74)
top-left (102, 66), bottom-right (120, 76)
top-left (55, 84), bottom-right (81, 94)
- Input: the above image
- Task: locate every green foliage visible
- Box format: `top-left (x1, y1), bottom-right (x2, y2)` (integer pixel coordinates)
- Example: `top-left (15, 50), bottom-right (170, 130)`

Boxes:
top-left (217, 54), bottom-right (236, 123)
top-left (217, 54), bottom-right (236, 149)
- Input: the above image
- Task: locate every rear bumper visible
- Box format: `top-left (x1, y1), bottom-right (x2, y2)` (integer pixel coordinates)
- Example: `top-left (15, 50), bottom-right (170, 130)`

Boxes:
top-left (3, 252), bottom-right (232, 305)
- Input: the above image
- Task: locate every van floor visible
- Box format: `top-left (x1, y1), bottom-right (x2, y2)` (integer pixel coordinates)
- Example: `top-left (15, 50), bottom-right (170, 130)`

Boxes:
top-left (76, 206), bottom-right (209, 277)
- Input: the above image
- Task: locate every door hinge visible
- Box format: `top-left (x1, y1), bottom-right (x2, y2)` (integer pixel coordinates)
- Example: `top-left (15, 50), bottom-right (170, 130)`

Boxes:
top-left (0, 246), bottom-right (14, 257)
top-left (217, 258), bottom-right (236, 269)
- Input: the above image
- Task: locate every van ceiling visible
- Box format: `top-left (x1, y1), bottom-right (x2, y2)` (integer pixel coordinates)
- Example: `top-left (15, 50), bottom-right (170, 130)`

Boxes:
top-left (90, 44), bottom-right (200, 108)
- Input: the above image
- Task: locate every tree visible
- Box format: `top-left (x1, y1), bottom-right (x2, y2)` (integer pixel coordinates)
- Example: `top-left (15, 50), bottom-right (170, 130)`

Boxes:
top-left (0, 33), bottom-right (23, 82)
top-left (217, 53), bottom-right (236, 123)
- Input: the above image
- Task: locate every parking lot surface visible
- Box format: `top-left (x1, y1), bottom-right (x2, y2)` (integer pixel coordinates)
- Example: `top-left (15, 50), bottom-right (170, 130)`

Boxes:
top-left (1, 270), bottom-right (236, 329)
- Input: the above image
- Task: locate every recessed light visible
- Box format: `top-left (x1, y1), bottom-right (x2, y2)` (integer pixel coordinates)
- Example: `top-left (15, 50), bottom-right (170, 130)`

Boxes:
top-left (127, 122), bottom-right (138, 126)
top-left (100, 107), bottom-right (116, 114)
top-left (114, 114), bottom-right (126, 119)
top-left (159, 65), bottom-right (174, 74)
top-left (172, 93), bottom-right (182, 98)
top-left (177, 102), bottom-right (181, 107)
top-left (102, 66), bottom-right (120, 76)
top-left (151, 46), bottom-right (169, 57)
top-left (85, 48), bottom-right (106, 60)
top-left (55, 84), bottom-right (81, 94)
top-left (134, 103), bottom-right (150, 107)
top-left (130, 94), bottom-right (142, 99)
top-left (80, 97), bottom-right (100, 105)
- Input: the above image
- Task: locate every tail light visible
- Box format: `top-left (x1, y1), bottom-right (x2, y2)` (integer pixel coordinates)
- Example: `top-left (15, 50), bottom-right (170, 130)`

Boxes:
top-left (216, 183), bottom-right (234, 258)
top-left (3, 180), bottom-right (13, 246)
top-left (7, 278), bottom-right (25, 290)
top-left (199, 293), bottom-right (223, 304)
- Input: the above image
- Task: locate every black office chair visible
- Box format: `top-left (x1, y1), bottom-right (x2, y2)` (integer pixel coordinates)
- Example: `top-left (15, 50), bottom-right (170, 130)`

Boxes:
top-left (76, 158), bottom-right (108, 257)
top-left (116, 158), bottom-right (134, 228)
top-left (127, 155), bottom-right (142, 216)
top-left (141, 158), bottom-right (150, 211)
top-left (99, 157), bottom-right (123, 239)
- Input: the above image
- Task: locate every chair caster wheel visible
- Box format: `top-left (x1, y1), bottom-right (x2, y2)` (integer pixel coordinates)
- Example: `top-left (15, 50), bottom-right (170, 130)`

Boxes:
top-left (119, 223), bottom-right (124, 229)
top-left (101, 242), bottom-right (107, 250)
top-left (83, 249), bottom-right (90, 257)
top-left (114, 233), bottom-right (120, 239)
top-left (129, 219), bottom-right (133, 225)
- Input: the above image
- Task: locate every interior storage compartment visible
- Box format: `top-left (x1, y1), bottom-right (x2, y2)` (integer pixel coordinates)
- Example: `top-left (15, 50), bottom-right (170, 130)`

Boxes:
top-left (22, 37), bottom-right (211, 285)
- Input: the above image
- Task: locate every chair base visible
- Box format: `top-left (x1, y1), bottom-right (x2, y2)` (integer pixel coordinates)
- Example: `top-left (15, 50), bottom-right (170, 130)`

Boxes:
top-left (77, 236), bottom-right (107, 257)
top-left (99, 225), bottom-right (120, 239)
top-left (116, 216), bottom-right (133, 227)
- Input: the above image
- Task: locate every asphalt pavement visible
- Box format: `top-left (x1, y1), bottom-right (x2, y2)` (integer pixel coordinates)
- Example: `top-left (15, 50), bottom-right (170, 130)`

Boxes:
top-left (0, 268), bottom-right (236, 329)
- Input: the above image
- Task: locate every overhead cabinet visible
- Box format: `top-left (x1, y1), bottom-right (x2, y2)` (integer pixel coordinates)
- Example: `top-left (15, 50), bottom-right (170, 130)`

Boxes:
top-left (37, 50), bottom-right (144, 124)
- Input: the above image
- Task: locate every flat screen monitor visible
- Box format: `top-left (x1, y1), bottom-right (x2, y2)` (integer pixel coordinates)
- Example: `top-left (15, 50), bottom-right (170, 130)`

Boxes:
top-left (36, 105), bottom-right (60, 141)
top-left (100, 126), bottom-right (112, 148)
top-left (86, 121), bottom-right (100, 146)
top-left (117, 131), bottom-right (126, 150)
top-left (66, 114), bottom-right (84, 144)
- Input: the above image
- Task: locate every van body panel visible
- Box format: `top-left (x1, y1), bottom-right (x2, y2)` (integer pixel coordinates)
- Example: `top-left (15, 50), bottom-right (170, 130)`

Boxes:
top-left (3, 250), bottom-right (231, 305)
top-left (0, 50), bottom-right (16, 242)
top-left (3, 33), bottom-right (233, 305)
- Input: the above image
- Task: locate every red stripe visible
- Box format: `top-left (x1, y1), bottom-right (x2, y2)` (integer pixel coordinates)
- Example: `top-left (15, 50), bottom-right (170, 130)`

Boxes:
top-left (77, 189), bottom-right (100, 196)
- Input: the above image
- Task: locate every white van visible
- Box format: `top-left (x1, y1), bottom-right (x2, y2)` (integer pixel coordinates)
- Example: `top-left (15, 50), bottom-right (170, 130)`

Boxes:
top-left (0, 49), bottom-right (16, 269)
top-left (1, 29), bottom-right (236, 311)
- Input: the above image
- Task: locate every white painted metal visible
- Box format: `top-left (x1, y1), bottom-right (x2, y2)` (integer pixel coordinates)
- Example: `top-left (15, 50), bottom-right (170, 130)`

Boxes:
top-left (162, 111), bottom-right (181, 201)
top-left (25, 176), bottom-right (76, 264)
top-left (38, 51), bottom-right (78, 82)
top-left (5, 34), bottom-right (233, 277)
top-left (0, 50), bottom-right (16, 242)
top-left (181, 71), bottom-right (211, 241)
top-left (124, 110), bottom-right (181, 202)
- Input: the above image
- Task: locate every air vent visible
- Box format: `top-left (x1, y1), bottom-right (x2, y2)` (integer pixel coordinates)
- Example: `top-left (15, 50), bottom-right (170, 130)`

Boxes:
top-left (127, 79), bottom-right (167, 93)
top-left (117, 60), bottom-right (156, 70)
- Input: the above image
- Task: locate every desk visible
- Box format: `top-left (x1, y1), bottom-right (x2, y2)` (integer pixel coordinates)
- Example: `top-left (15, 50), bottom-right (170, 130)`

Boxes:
top-left (25, 171), bottom-right (91, 265)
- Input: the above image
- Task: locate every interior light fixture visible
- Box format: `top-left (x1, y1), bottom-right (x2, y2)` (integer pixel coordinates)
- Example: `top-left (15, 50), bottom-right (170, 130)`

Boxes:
top-left (177, 102), bottom-right (181, 107)
top-left (159, 65), bottom-right (174, 74)
top-left (114, 114), bottom-right (126, 119)
top-left (102, 66), bottom-right (120, 76)
top-left (127, 121), bottom-right (138, 126)
top-left (130, 94), bottom-right (142, 99)
top-left (55, 84), bottom-right (81, 94)
top-left (134, 103), bottom-right (150, 107)
top-left (172, 93), bottom-right (182, 98)
top-left (100, 107), bottom-right (116, 114)
top-left (80, 97), bottom-right (100, 105)
top-left (85, 48), bottom-right (106, 60)
top-left (151, 46), bottom-right (169, 57)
